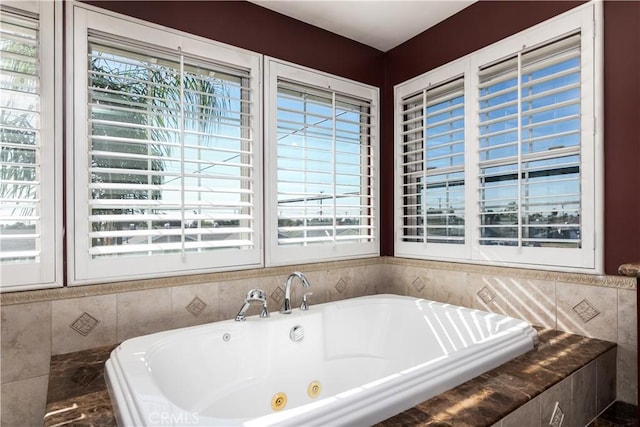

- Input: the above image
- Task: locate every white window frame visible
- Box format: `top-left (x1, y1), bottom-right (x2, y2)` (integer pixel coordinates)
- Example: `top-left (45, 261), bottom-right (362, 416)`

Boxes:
top-left (1, 1), bottom-right (63, 292)
top-left (394, 2), bottom-right (603, 273)
top-left (66, 2), bottom-right (263, 285)
top-left (264, 58), bottom-right (380, 266)
top-left (394, 58), bottom-right (471, 261)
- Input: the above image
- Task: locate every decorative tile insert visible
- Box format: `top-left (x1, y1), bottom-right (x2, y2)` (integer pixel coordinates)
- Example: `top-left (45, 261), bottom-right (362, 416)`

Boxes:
top-left (549, 402), bottom-right (565, 427)
top-left (335, 278), bottom-right (348, 294)
top-left (572, 299), bottom-right (600, 323)
top-left (477, 286), bottom-right (496, 304)
top-left (271, 287), bottom-right (285, 304)
top-left (69, 312), bottom-right (100, 336)
top-left (549, 402), bottom-right (564, 427)
top-left (185, 297), bottom-right (207, 318)
top-left (412, 277), bottom-right (426, 292)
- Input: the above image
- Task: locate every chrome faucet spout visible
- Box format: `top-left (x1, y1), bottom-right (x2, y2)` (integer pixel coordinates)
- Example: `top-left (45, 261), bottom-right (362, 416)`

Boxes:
top-left (235, 289), bottom-right (269, 321)
top-left (281, 272), bottom-right (311, 314)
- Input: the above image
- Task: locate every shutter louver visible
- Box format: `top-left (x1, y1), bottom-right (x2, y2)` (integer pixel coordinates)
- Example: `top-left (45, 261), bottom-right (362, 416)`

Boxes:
top-left (400, 77), bottom-right (465, 244)
top-left (87, 37), bottom-right (255, 259)
top-left (478, 34), bottom-right (582, 248)
top-left (276, 80), bottom-right (375, 247)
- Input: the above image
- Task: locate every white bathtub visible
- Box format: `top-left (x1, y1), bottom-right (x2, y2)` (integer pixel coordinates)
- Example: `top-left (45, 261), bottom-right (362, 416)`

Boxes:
top-left (105, 294), bottom-right (537, 426)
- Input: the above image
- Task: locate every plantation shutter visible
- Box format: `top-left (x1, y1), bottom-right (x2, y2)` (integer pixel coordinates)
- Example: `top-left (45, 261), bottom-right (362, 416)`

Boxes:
top-left (275, 80), bottom-right (375, 247)
top-left (86, 34), bottom-right (256, 260)
top-left (1, 11), bottom-right (40, 263)
top-left (399, 77), bottom-right (465, 244)
top-left (1, 4), bottom-right (58, 290)
top-left (478, 33), bottom-right (582, 248)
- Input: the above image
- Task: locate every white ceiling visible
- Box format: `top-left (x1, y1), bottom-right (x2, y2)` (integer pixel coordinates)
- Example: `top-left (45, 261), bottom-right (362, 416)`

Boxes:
top-left (249, 0), bottom-right (476, 52)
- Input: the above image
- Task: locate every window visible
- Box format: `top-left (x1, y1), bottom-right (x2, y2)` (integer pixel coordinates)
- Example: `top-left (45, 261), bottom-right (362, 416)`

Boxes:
top-left (1, 1), bottom-right (61, 291)
top-left (395, 3), bottom-right (601, 272)
top-left (265, 59), bottom-right (379, 265)
top-left (478, 35), bottom-right (582, 249)
top-left (69, 6), bottom-right (262, 283)
top-left (397, 65), bottom-right (467, 260)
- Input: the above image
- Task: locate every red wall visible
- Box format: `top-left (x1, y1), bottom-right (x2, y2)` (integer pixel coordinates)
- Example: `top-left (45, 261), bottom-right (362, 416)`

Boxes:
top-left (603, 2), bottom-right (640, 275)
top-left (383, 1), bottom-right (640, 275)
top-left (83, 0), bottom-right (639, 275)
top-left (81, 1), bottom-right (386, 88)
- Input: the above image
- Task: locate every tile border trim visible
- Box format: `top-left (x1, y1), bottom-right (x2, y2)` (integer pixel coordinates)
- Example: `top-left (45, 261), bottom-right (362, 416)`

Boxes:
top-left (384, 257), bottom-right (637, 289)
top-left (1, 257), bottom-right (380, 306)
top-left (3, 256), bottom-right (635, 306)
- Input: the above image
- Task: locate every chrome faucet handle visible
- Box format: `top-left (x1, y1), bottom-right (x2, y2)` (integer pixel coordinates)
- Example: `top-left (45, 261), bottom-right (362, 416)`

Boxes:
top-left (246, 289), bottom-right (270, 318)
top-left (246, 288), bottom-right (267, 302)
top-left (300, 292), bottom-right (313, 311)
top-left (235, 289), bottom-right (269, 321)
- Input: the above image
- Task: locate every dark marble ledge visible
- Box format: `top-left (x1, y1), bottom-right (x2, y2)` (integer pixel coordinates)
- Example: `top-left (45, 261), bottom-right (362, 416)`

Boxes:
top-left (588, 401), bottom-right (639, 426)
top-left (44, 329), bottom-right (615, 427)
top-left (619, 262), bottom-right (640, 278)
top-left (376, 328), bottom-right (616, 427)
top-left (44, 344), bottom-right (117, 426)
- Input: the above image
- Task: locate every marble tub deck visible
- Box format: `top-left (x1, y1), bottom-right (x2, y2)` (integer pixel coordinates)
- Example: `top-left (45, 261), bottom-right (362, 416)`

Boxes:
top-left (44, 328), bottom-right (617, 427)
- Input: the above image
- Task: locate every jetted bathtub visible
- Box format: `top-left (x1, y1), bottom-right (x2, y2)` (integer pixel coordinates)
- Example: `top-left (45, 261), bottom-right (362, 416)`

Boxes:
top-left (105, 294), bottom-right (537, 426)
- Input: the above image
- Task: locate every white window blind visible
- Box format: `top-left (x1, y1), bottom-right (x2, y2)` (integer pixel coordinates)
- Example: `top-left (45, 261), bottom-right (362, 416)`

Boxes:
top-left (88, 37), bottom-right (254, 257)
top-left (266, 59), bottom-right (378, 265)
top-left (1, 3), bottom-right (59, 291)
top-left (276, 81), bottom-right (375, 246)
top-left (395, 3), bottom-right (600, 272)
top-left (399, 78), bottom-right (465, 245)
top-left (478, 34), bottom-right (582, 249)
top-left (71, 7), bottom-right (262, 283)
top-left (1, 11), bottom-right (40, 264)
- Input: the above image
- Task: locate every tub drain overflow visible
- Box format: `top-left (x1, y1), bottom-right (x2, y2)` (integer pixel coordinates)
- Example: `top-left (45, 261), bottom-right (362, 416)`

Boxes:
top-left (271, 392), bottom-right (287, 411)
top-left (289, 325), bottom-right (304, 342)
top-left (307, 381), bottom-right (321, 399)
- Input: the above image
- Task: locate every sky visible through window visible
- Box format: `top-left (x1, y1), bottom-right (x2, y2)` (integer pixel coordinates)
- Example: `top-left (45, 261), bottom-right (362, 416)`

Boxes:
top-left (276, 83), bottom-right (374, 246)
top-left (478, 41), bottom-right (581, 248)
top-left (402, 34), bottom-right (582, 249)
top-left (88, 41), bottom-right (255, 257)
top-left (423, 82), bottom-right (465, 244)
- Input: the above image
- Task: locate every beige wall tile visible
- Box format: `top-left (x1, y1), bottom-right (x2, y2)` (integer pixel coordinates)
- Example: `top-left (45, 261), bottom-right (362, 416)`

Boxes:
top-left (336, 264), bottom-right (384, 299)
top-left (326, 267), bottom-right (360, 301)
top-left (383, 263), bottom-right (406, 295)
top-left (618, 289), bottom-right (637, 346)
top-left (430, 269), bottom-right (469, 308)
top-left (355, 263), bottom-right (385, 296)
top-left (374, 261), bottom-right (392, 294)
top-left (501, 396), bottom-right (541, 427)
top-left (556, 282), bottom-right (617, 342)
top-left (218, 278), bottom-right (260, 320)
top-left (572, 361), bottom-right (597, 426)
top-left (1, 302), bottom-right (51, 384)
top-left (596, 348), bottom-right (617, 413)
top-left (117, 287), bottom-right (172, 342)
top-left (171, 282), bottom-right (220, 329)
top-left (468, 274), bottom-right (556, 328)
top-left (51, 294), bottom-right (117, 355)
top-left (0, 375), bottom-right (48, 427)
top-left (538, 376), bottom-right (573, 427)
top-left (398, 265), bottom-right (434, 300)
top-left (617, 343), bottom-right (638, 405)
